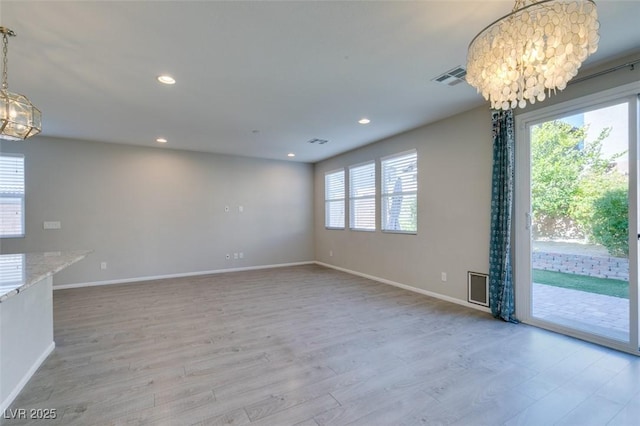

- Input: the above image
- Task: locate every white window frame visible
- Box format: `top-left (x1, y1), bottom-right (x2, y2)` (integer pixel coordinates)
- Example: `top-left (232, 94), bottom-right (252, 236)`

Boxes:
top-left (381, 149), bottom-right (417, 234)
top-left (324, 168), bottom-right (345, 229)
top-left (349, 161), bottom-right (376, 231)
top-left (0, 153), bottom-right (25, 238)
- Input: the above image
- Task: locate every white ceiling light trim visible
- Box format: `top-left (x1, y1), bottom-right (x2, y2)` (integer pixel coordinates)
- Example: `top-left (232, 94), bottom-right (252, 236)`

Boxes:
top-left (466, 0), bottom-right (599, 110)
top-left (157, 75), bottom-right (176, 85)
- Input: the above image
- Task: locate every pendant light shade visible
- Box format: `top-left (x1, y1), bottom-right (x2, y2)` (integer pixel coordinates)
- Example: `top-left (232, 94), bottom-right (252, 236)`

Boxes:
top-left (0, 27), bottom-right (42, 141)
top-left (466, 0), bottom-right (599, 110)
top-left (1, 91), bottom-right (42, 141)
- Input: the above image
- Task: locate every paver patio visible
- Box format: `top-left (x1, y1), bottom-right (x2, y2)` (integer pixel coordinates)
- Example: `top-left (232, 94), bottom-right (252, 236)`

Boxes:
top-left (532, 282), bottom-right (630, 342)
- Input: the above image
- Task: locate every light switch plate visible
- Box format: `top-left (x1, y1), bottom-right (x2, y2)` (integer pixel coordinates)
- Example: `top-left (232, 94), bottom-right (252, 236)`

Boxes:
top-left (43, 221), bottom-right (61, 230)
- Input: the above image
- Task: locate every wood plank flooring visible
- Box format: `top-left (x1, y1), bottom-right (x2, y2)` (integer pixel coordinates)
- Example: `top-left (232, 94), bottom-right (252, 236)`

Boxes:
top-left (4, 264), bottom-right (639, 425)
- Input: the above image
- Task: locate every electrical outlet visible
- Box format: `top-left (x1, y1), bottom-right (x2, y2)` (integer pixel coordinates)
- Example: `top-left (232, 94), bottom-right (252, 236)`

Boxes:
top-left (100, 262), bottom-right (107, 270)
top-left (239, 252), bottom-right (244, 259)
top-left (441, 272), bottom-right (447, 282)
top-left (329, 250), bottom-right (333, 257)
top-left (238, 205), bottom-right (244, 213)
top-left (234, 253), bottom-right (238, 260)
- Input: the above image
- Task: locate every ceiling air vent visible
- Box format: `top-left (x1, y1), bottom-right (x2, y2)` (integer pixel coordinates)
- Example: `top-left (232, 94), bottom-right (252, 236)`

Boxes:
top-left (307, 138), bottom-right (329, 145)
top-left (432, 66), bottom-right (467, 86)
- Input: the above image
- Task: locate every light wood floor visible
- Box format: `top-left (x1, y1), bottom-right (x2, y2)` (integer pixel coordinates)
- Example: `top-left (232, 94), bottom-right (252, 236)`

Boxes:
top-left (5, 265), bottom-right (640, 425)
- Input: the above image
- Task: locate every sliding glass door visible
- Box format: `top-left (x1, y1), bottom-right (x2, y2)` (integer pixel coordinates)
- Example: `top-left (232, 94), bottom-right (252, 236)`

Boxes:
top-left (515, 84), bottom-right (639, 354)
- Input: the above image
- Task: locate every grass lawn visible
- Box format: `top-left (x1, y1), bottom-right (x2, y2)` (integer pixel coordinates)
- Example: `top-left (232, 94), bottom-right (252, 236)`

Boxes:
top-left (533, 269), bottom-right (629, 299)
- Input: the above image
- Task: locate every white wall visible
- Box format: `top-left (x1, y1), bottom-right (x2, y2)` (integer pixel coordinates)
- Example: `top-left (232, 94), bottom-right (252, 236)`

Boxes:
top-left (314, 105), bottom-right (493, 303)
top-left (0, 137), bottom-right (314, 286)
top-left (1, 52), bottom-right (635, 292)
top-left (313, 50), bottom-right (640, 306)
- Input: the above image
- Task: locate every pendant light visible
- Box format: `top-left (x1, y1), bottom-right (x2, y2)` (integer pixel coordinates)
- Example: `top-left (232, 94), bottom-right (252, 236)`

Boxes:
top-left (0, 27), bottom-right (41, 141)
top-left (466, 0), bottom-right (599, 110)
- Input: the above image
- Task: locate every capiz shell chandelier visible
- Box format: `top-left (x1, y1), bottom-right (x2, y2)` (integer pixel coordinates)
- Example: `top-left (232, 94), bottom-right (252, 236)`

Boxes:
top-left (0, 27), bottom-right (41, 141)
top-left (466, 0), bottom-right (599, 110)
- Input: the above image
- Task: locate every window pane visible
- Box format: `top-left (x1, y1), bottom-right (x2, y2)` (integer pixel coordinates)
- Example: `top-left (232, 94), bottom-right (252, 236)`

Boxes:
top-left (325, 200), bottom-right (345, 228)
top-left (325, 170), bottom-right (345, 200)
top-left (325, 170), bottom-right (345, 228)
top-left (349, 162), bottom-right (376, 231)
top-left (0, 155), bottom-right (25, 237)
top-left (382, 193), bottom-right (417, 232)
top-left (349, 163), bottom-right (376, 198)
top-left (382, 151), bottom-right (417, 232)
top-left (0, 254), bottom-right (24, 288)
top-left (350, 197), bottom-right (376, 230)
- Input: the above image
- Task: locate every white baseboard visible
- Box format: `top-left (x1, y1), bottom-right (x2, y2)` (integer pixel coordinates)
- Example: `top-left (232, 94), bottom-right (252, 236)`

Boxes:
top-left (315, 261), bottom-right (492, 314)
top-left (53, 261), bottom-right (315, 290)
top-left (0, 342), bottom-right (55, 414)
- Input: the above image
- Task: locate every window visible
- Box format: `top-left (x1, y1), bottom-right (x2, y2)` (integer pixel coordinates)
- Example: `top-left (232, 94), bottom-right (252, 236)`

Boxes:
top-left (0, 154), bottom-right (25, 238)
top-left (381, 150), bottom-right (417, 233)
top-left (0, 254), bottom-right (24, 289)
top-left (325, 169), bottom-right (345, 229)
top-left (349, 162), bottom-right (376, 231)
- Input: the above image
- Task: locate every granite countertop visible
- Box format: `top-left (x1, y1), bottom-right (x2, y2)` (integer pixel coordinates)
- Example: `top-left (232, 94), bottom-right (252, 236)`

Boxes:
top-left (0, 250), bottom-right (91, 303)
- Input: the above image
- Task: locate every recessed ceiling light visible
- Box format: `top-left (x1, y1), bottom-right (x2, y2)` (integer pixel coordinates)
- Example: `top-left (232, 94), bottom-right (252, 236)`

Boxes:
top-left (287, 153), bottom-right (295, 158)
top-left (157, 75), bottom-right (176, 85)
top-left (358, 118), bottom-right (371, 124)
top-left (156, 137), bottom-right (168, 143)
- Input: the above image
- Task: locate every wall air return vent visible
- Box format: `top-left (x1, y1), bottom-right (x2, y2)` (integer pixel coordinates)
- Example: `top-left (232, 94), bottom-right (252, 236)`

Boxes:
top-left (307, 138), bottom-right (329, 145)
top-left (468, 271), bottom-right (489, 307)
top-left (432, 66), bottom-right (467, 86)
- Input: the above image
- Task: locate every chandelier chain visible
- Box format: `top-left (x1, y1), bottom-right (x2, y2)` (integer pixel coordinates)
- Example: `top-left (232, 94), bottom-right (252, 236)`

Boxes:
top-left (513, 0), bottom-right (543, 11)
top-left (0, 27), bottom-right (15, 92)
top-left (2, 31), bottom-right (8, 91)
top-left (513, 0), bottom-right (527, 11)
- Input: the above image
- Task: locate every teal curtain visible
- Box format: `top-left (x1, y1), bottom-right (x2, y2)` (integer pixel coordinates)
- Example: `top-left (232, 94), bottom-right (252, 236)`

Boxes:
top-left (489, 110), bottom-right (518, 323)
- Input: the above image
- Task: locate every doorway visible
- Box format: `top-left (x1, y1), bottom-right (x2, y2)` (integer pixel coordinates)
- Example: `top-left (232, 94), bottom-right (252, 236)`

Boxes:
top-left (515, 85), bottom-right (639, 354)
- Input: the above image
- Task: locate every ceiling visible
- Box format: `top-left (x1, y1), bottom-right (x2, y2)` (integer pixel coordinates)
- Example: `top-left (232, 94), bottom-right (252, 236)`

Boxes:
top-left (2, 1), bottom-right (639, 163)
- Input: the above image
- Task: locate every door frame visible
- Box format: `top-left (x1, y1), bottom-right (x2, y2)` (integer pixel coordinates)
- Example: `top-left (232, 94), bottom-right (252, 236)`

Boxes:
top-left (514, 82), bottom-right (640, 355)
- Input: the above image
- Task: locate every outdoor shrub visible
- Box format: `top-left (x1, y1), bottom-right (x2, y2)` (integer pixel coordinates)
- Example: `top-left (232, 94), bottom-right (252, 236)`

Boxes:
top-left (570, 170), bottom-right (626, 239)
top-left (591, 187), bottom-right (628, 257)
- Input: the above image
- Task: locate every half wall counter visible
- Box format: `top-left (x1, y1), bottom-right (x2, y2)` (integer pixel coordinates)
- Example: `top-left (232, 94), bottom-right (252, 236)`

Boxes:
top-left (0, 250), bottom-right (90, 413)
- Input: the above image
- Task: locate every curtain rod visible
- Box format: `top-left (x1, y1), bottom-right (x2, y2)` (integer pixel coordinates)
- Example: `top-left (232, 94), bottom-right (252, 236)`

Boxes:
top-left (569, 58), bottom-right (640, 86)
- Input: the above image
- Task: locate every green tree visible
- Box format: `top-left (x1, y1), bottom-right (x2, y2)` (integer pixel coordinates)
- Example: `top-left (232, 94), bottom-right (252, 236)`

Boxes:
top-left (531, 121), bottom-right (611, 228)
